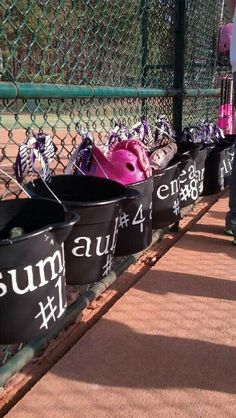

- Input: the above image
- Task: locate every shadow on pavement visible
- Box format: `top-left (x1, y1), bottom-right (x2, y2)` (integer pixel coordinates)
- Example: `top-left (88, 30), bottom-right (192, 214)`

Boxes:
top-left (134, 270), bottom-right (236, 301)
top-left (52, 317), bottom-right (236, 394)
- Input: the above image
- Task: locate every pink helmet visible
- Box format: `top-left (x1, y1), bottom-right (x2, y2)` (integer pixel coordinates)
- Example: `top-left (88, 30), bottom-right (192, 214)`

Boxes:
top-left (83, 145), bottom-right (124, 182)
top-left (219, 23), bottom-right (233, 54)
top-left (82, 139), bottom-right (152, 185)
top-left (108, 139), bottom-right (152, 185)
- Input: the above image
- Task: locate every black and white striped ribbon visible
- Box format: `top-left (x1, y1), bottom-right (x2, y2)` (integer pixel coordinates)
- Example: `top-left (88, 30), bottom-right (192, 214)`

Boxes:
top-left (14, 131), bottom-right (57, 183)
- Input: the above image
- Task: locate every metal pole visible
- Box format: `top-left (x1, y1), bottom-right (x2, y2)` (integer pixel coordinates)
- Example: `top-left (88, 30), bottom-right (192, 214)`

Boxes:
top-left (212, 0), bottom-right (225, 86)
top-left (140, 0), bottom-right (149, 117)
top-left (0, 82), bottom-right (219, 100)
top-left (0, 82), bottom-right (179, 100)
top-left (173, 0), bottom-right (186, 139)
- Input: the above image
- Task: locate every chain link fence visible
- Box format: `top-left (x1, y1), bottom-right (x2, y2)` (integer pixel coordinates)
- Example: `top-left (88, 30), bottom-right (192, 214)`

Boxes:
top-left (0, 0), bottom-right (232, 371)
top-left (0, 0), bottom-right (177, 87)
top-left (182, 0), bottom-right (231, 126)
top-left (0, 0), bottom-right (231, 199)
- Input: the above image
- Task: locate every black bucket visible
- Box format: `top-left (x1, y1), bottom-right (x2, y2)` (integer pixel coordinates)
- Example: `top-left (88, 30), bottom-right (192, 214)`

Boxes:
top-left (177, 141), bottom-right (201, 159)
top-left (114, 176), bottom-right (153, 257)
top-left (152, 160), bottom-right (181, 229)
top-left (0, 198), bottom-right (78, 344)
top-left (25, 175), bottom-right (139, 285)
top-left (202, 141), bottom-right (235, 195)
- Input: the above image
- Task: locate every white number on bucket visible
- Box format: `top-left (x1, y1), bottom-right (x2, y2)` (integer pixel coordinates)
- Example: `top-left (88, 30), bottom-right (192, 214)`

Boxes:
top-left (132, 204), bottom-right (145, 233)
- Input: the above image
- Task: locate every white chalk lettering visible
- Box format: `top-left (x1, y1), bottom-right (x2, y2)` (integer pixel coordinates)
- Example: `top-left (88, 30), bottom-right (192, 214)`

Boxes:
top-left (223, 159), bottom-right (229, 174)
top-left (190, 179), bottom-right (198, 200)
top-left (36, 248), bottom-right (64, 287)
top-left (156, 178), bottom-right (179, 200)
top-left (55, 275), bottom-right (66, 318)
top-left (110, 217), bottom-right (120, 252)
top-left (132, 204), bottom-right (145, 233)
top-left (72, 237), bottom-right (92, 257)
top-left (196, 168), bottom-right (205, 182)
top-left (149, 201), bottom-right (153, 220)
top-left (170, 178), bottom-right (179, 195)
top-left (188, 164), bottom-right (196, 180)
top-left (228, 159), bottom-right (233, 171)
top-left (179, 169), bottom-right (187, 184)
top-left (0, 246), bottom-right (65, 297)
top-left (0, 273), bottom-right (7, 297)
top-left (96, 235), bottom-right (110, 256)
top-left (220, 165), bottom-right (225, 180)
top-left (9, 265), bottom-right (38, 295)
top-left (156, 184), bottom-right (169, 200)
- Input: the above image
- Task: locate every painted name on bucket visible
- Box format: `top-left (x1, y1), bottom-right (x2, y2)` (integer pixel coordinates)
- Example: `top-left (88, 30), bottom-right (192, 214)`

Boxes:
top-left (179, 163), bottom-right (198, 202)
top-left (196, 166), bottom-right (205, 194)
top-left (219, 153), bottom-right (234, 187)
top-left (156, 178), bottom-right (179, 200)
top-left (155, 174), bottom-right (180, 216)
top-left (118, 203), bottom-right (152, 233)
top-left (0, 244), bottom-right (66, 331)
top-left (72, 216), bottom-right (120, 258)
top-left (155, 164), bottom-right (198, 213)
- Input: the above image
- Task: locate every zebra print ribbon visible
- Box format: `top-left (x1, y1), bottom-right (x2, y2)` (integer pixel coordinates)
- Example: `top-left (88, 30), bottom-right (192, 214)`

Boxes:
top-left (182, 121), bottom-right (225, 144)
top-left (65, 126), bottom-right (94, 175)
top-left (15, 131), bottom-right (57, 183)
top-left (154, 114), bottom-right (176, 147)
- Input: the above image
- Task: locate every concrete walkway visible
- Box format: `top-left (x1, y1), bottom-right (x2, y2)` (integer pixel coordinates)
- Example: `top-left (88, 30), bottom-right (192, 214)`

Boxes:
top-left (6, 194), bottom-right (236, 418)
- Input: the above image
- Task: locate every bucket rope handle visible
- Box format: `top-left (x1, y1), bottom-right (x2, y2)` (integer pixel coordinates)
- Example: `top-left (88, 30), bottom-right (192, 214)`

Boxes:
top-left (0, 165), bottom-right (65, 211)
top-left (0, 166), bottom-right (31, 198)
top-left (61, 152), bottom-right (86, 176)
top-left (37, 176), bottom-right (64, 207)
top-left (69, 160), bottom-right (86, 176)
top-left (93, 154), bottom-right (109, 179)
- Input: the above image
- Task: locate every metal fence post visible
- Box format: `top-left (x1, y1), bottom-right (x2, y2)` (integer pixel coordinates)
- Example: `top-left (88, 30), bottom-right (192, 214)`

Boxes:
top-left (173, 0), bottom-right (186, 138)
top-left (140, 0), bottom-right (149, 117)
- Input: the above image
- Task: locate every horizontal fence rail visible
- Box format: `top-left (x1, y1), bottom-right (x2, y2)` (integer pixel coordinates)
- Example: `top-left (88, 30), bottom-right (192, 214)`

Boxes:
top-left (0, 82), bottom-right (221, 100)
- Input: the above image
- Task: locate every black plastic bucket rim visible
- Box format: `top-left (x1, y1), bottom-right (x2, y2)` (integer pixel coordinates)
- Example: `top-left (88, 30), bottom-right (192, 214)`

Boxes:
top-left (153, 158), bottom-right (181, 177)
top-left (25, 175), bottom-right (139, 208)
top-left (126, 175), bottom-right (153, 187)
top-left (211, 141), bottom-right (234, 151)
top-left (0, 198), bottom-right (80, 247)
top-left (124, 174), bottom-right (154, 193)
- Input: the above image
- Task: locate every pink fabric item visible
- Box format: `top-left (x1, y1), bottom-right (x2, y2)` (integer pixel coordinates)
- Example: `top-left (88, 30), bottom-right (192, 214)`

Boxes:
top-left (81, 139), bottom-right (152, 185)
top-left (219, 23), bottom-right (233, 54)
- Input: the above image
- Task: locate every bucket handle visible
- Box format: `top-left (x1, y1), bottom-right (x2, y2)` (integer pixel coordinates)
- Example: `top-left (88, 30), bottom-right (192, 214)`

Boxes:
top-left (39, 177), bottom-right (64, 205)
top-left (31, 176), bottom-right (71, 214)
top-left (0, 166), bottom-right (32, 198)
top-left (0, 165), bottom-right (79, 244)
top-left (0, 163), bottom-right (70, 215)
top-left (93, 154), bottom-right (109, 179)
top-left (63, 151), bottom-right (86, 176)
top-left (0, 165), bottom-right (65, 208)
